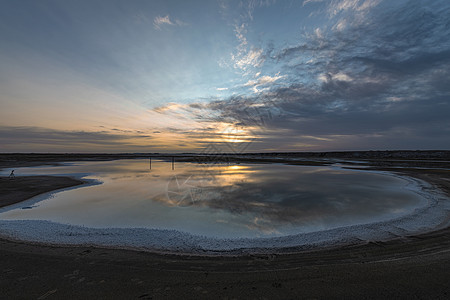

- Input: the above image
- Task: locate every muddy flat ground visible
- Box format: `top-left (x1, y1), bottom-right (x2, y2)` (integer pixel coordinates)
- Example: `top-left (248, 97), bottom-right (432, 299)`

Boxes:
top-left (0, 176), bottom-right (84, 209)
top-left (1, 152), bottom-right (450, 299)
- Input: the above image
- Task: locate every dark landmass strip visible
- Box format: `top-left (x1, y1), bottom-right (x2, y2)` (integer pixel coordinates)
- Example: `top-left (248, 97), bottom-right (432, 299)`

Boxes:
top-left (0, 176), bottom-right (84, 208)
top-left (1, 152), bottom-right (450, 298)
top-left (2, 150), bottom-right (450, 169)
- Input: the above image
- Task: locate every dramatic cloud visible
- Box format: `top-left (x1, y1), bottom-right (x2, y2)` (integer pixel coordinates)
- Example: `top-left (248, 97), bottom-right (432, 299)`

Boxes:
top-left (182, 0), bottom-right (450, 151)
top-left (1, 0), bottom-right (449, 152)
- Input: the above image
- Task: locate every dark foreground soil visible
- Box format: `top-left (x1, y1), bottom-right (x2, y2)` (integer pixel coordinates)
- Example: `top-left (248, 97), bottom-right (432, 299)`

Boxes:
top-left (1, 155), bottom-right (450, 299)
top-left (0, 176), bottom-right (84, 208)
top-left (1, 227), bottom-right (450, 299)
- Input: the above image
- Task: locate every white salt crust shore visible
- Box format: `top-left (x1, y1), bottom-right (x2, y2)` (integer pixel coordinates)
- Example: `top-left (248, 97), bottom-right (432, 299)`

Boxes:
top-left (1, 172), bottom-right (450, 255)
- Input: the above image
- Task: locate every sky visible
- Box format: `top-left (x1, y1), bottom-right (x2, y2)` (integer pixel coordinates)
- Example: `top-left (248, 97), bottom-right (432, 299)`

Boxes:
top-left (1, 0), bottom-right (449, 153)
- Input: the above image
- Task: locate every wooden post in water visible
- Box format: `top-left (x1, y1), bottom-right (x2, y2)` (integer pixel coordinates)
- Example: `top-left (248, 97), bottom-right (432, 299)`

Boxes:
top-left (172, 156), bottom-right (175, 170)
top-left (149, 157), bottom-right (152, 170)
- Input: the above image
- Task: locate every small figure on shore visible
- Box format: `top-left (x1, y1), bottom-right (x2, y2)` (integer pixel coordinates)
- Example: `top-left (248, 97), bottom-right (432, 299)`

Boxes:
top-left (9, 170), bottom-right (15, 178)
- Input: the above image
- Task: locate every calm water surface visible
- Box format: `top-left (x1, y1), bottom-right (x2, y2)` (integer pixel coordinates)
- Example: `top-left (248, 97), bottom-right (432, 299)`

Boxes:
top-left (0, 159), bottom-right (423, 238)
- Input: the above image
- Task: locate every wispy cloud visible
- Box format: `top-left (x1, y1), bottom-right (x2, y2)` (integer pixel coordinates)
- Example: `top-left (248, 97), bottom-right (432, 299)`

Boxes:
top-left (229, 10), bottom-right (267, 75)
top-left (152, 102), bottom-right (186, 113)
top-left (153, 15), bottom-right (187, 30)
top-left (327, 0), bottom-right (382, 31)
top-left (233, 48), bottom-right (265, 71)
top-left (328, 0), bottom-right (381, 16)
top-left (243, 0), bottom-right (277, 21)
top-left (303, 0), bottom-right (324, 6)
top-left (243, 74), bottom-right (285, 93)
top-left (243, 74), bottom-right (284, 86)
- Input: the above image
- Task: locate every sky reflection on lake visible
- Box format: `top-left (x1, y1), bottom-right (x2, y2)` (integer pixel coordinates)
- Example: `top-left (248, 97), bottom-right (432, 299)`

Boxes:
top-left (0, 159), bottom-right (423, 238)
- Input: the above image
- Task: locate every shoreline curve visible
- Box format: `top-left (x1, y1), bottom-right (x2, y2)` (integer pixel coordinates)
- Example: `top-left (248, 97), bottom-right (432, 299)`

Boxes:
top-left (0, 169), bottom-right (449, 256)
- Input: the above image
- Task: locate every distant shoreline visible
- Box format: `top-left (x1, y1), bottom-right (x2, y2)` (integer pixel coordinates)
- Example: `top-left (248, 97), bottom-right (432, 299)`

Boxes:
top-left (1, 150), bottom-right (450, 165)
